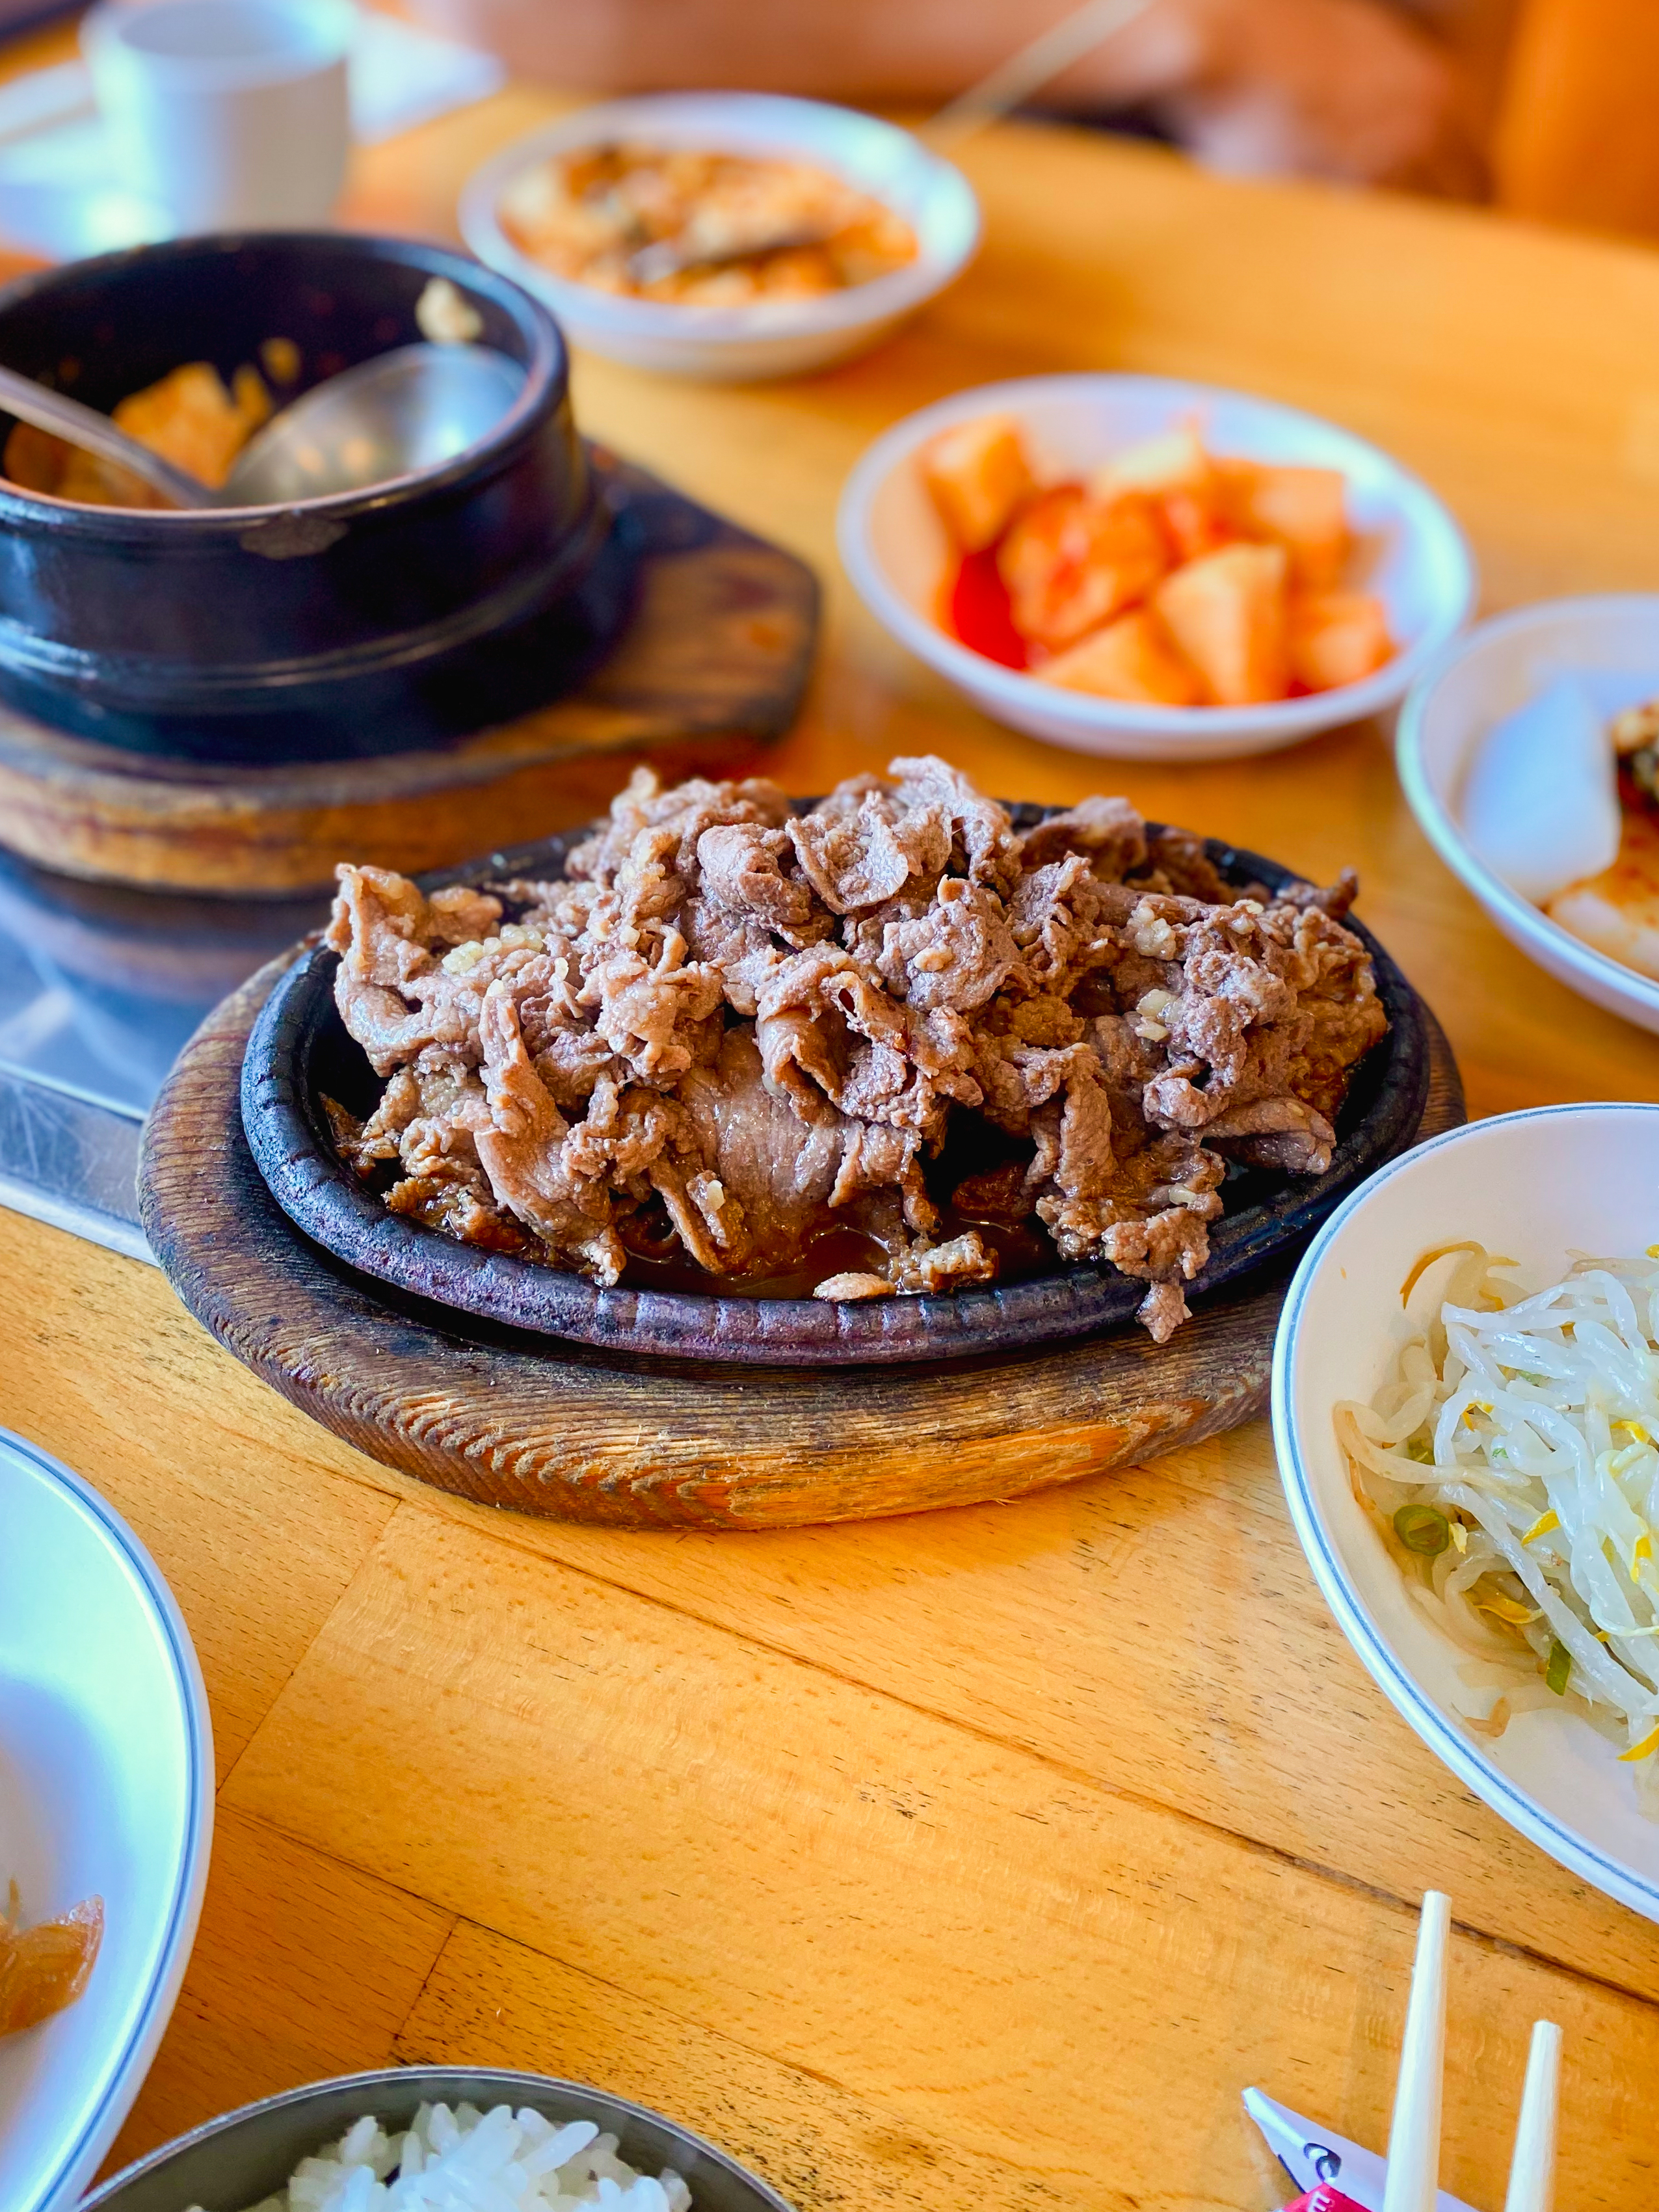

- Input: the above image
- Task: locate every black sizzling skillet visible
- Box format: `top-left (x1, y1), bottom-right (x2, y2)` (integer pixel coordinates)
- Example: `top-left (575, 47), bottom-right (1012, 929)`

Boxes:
top-left (239, 809), bottom-right (1431, 1367)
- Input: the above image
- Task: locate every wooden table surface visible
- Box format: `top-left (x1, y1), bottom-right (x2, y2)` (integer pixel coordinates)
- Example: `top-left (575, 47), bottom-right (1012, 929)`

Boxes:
top-left (7, 44), bottom-right (1659, 2212)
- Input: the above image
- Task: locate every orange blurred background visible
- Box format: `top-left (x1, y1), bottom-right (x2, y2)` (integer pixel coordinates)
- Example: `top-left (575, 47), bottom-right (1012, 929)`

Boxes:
top-left (1495, 0), bottom-right (1659, 238)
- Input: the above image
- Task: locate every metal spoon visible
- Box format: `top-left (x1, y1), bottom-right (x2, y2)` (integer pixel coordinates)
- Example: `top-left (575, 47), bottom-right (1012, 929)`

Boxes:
top-left (223, 343), bottom-right (525, 505)
top-left (0, 361), bottom-right (214, 507)
top-left (0, 343), bottom-right (525, 511)
top-left (627, 226), bottom-right (838, 288)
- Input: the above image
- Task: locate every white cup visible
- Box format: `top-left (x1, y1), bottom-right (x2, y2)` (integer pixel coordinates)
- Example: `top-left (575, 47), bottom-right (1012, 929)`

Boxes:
top-left (83, 0), bottom-right (355, 235)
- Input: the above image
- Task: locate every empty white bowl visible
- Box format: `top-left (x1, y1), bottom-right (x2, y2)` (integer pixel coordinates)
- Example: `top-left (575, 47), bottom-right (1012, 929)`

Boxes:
top-left (458, 93), bottom-right (980, 382)
top-left (0, 1428), bottom-right (213, 2212)
top-left (1273, 1103), bottom-right (1659, 1923)
top-left (837, 373), bottom-right (1476, 763)
top-left (1396, 593), bottom-right (1659, 1035)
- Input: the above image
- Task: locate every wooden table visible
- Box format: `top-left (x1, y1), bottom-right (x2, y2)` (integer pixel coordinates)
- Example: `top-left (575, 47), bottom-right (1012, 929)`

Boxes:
top-left (7, 51), bottom-right (1659, 2212)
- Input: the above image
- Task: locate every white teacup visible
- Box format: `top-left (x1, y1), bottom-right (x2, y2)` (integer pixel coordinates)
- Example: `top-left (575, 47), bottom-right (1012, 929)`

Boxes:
top-left (83, 0), bottom-right (354, 235)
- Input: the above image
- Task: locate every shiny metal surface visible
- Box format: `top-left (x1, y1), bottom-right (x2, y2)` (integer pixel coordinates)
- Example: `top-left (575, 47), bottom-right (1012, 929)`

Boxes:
top-left (0, 343), bottom-right (524, 512)
top-left (0, 1074), bottom-right (148, 1260)
top-left (0, 849), bottom-right (319, 1260)
top-left (225, 341), bottom-right (526, 503)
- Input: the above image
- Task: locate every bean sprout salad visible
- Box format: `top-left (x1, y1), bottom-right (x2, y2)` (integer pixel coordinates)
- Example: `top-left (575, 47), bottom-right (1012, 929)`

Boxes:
top-left (1336, 1241), bottom-right (1659, 1797)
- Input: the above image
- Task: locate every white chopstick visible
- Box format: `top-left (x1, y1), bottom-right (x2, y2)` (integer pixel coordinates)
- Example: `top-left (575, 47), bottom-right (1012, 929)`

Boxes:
top-left (1382, 1891), bottom-right (1452, 2212)
top-left (1504, 2019), bottom-right (1563, 2212)
top-left (925, 0), bottom-right (1160, 143)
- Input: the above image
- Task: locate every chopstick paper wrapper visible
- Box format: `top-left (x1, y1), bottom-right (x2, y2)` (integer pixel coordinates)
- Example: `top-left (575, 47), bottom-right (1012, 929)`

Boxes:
top-left (1243, 2090), bottom-right (1478, 2212)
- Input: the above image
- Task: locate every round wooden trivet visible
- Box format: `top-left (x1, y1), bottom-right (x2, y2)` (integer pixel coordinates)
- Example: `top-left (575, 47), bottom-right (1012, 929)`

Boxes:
top-left (0, 454), bottom-right (817, 898)
top-left (140, 963), bottom-right (1465, 1531)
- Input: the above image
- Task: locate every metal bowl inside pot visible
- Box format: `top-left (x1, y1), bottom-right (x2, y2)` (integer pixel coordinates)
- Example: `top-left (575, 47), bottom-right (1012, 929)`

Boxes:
top-left (85, 2066), bottom-right (796, 2212)
top-left (0, 233), bottom-right (639, 762)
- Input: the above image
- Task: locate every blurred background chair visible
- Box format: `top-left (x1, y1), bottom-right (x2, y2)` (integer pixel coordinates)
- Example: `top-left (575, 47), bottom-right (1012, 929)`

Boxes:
top-left (1494, 0), bottom-right (1659, 239)
top-left (406, 0), bottom-right (1659, 239)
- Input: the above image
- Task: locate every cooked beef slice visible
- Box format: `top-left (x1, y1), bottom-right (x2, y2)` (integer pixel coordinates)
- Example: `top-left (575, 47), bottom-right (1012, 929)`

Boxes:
top-left (326, 757), bottom-right (1388, 1338)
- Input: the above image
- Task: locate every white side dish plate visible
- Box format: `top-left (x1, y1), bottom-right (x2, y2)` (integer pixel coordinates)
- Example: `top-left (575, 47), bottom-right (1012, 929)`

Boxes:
top-left (1398, 594), bottom-right (1659, 1035)
top-left (837, 373), bottom-right (1476, 762)
top-left (0, 1429), bottom-right (212, 2212)
top-left (1273, 1104), bottom-right (1659, 1923)
top-left (459, 93), bottom-right (980, 381)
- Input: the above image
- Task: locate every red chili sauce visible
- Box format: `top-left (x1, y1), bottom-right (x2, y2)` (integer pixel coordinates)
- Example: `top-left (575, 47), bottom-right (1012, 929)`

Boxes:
top-left (942, 548), bottom-right (1028, 670)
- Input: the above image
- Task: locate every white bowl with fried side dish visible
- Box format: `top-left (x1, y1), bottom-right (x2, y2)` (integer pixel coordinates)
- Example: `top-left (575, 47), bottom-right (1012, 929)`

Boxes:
top-left (838, 375), bottom-right (1475, 762)
top-left (243, 756), bottom-right (1427, 1365)
top-left (459, 93), bottom-right (979, 381)
top-left (1273, 1102), bottom-right (1659, 1923)
top-left (1398, 594), bottom-right (1659, 1035)
top-left (0, 1430), bottom-right (212, 2212)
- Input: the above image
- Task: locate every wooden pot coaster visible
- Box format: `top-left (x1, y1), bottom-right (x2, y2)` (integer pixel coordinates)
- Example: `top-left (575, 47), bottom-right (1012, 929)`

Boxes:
top-left (141, 959), bottom-right (1466, 1532)
top-left (0, 452), bottom-right (817, 898)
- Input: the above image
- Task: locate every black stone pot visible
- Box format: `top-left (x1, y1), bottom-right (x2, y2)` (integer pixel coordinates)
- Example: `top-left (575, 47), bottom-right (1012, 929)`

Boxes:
top-left (0, 232), bottom-right (639, 762)
top-left (239, 814), bottom-right (1433, 1368)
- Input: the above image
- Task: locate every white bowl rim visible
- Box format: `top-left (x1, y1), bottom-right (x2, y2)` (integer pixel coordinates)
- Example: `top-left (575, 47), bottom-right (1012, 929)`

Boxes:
top-left (85, 2063), bottom-right (797, 2209)
top-left (1396, 591), bottom-right (1659, 1020)
top-left (458, 91), bottom-right (981, 343)
top-left (836, 369), bottom-right (1478, 741)
top-left (3, 1425), bottom-right (215, 2212)
top-left (1270, 1101), bottom-right (1659, 1923)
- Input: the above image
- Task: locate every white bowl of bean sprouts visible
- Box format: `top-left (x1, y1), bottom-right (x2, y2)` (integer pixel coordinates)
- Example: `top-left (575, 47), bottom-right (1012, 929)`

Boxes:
top-left (1272, 1102), bottom-right (1659, 1922)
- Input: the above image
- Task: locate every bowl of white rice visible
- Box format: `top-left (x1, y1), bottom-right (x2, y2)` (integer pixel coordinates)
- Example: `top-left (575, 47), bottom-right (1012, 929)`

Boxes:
top-left (81, 2066), bottom-right (797, 2212)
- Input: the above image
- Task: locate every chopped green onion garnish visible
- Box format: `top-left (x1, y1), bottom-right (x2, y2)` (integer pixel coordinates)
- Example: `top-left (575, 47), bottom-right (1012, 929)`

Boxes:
top-left (1546, 1638), bottom-right (1572, 1696)
top-left (1394, 1502), bottom-right (1450, 1556)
